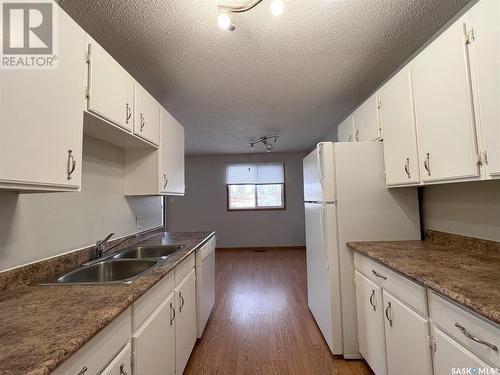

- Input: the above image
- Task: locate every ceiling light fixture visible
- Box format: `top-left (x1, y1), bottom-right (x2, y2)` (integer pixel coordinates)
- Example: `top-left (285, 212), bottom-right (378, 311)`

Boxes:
top-left (217, 0), bottom-right (284, 31)
top-left (249, 135), bottom-right (279, 152)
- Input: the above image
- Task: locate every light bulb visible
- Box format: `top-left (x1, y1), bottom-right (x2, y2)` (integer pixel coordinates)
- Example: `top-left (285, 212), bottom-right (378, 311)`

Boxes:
top-left (270, 0), bottom-right (284, 16)
top-left (217, 12), bottom-right (235, 31)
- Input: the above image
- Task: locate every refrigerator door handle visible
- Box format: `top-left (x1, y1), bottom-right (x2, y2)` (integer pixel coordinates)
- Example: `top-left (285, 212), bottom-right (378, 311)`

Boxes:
top-left (320, 204), bottom-right (329, 270)
top-left (316, 143), bottom-right (324, 193)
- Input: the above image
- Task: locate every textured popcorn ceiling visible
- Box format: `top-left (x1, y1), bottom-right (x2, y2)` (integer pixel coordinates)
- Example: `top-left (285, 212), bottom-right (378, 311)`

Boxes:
top-left (59, 0), bottom-right (469, 155)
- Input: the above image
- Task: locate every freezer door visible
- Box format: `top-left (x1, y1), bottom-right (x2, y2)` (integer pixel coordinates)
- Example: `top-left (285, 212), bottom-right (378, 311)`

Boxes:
top-left (303, 142), bottom-right (335, 202)
top-left (305, 202), bottom-right (342, 354)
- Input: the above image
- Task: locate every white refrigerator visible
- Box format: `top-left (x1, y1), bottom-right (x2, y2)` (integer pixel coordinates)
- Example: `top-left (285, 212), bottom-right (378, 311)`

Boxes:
top-left (303, 141), bottom-right (420, 358)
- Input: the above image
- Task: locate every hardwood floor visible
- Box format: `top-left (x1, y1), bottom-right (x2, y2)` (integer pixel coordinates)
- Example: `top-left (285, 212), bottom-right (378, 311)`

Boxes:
top-left (185, 248), bottom-right (373, 375)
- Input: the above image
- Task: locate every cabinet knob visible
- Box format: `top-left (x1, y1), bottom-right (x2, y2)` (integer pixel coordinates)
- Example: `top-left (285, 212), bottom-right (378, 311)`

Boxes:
top-left (369, 289), bottom-right (376, 311)
top-left (424, 153), bottom-right (431, 176)
top-left (140, 113), bottom-right (145, 131)
top-left (126, 103), bottom-right (132, 124)
top-left (67, 150), bottom-right (76, 180)
top-left (385, 302), bottom-right (393, 327)
top-left (404, 158), bottom-right (411, 179)
top-left (169, 302), bottom-right (176, 326)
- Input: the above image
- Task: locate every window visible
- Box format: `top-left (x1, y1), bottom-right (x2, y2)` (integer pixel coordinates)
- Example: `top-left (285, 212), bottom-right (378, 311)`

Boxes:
top-left (226, 162), bottom-right (285, 210)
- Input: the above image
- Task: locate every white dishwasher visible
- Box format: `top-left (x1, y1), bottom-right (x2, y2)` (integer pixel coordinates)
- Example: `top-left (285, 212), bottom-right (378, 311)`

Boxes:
top-left (196, 235), bottom-right (216, 338)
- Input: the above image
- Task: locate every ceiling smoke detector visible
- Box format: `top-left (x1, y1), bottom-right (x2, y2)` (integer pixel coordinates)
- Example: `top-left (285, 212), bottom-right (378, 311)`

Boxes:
top-left (249, 135), bottom-right (279, 152)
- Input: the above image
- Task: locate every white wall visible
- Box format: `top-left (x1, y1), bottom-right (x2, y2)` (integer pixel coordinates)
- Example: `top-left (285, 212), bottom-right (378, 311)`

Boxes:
top-left (0, 136), bottom-right (163, 271)
top-left (166, 152), bottom-right (307, 248)
top-left (422, 180), bottom-right (500, 242)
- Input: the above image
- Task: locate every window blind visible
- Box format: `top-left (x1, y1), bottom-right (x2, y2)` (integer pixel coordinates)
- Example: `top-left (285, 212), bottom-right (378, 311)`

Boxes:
top-left (226, 162), bottom-right (284, 184)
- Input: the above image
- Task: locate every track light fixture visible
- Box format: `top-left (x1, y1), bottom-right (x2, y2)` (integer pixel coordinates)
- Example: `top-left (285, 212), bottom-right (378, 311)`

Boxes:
top-left (217, 0), bottom-right (284, 31)
top-left (249, 135), bottom-right (279, 152)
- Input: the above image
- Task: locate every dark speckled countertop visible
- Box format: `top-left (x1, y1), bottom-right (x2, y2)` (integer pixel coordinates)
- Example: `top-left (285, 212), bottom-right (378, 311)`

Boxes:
top-left (0, 231), bottom-right (214, 375)
top-left (347, 232), bottom-right (500, 325)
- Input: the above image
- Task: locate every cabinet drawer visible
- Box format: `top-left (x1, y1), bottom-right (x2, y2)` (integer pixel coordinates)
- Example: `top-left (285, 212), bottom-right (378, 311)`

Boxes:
top-left (100, 343), bottom-right (131, 375)
top-left (53, 308), bottom-right (131, 375)
top-left (429, 292), bottom-right (499, 367)
top-left (132, 272), bottom-right (174, 332)
top-left (175, 253), bottom-right (195, 286)
top-left (354, 253), bottom-right (427, 315)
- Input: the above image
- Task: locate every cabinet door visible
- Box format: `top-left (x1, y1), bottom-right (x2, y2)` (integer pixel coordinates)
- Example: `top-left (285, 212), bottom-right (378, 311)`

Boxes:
top-left (0, 5), bottom-right (84, 190)
top-left (337, 116), bottom-right (354, 142)
top-left (468, 0), bottom-right (500, 177)
top-left (135, 85), bottom-right (160, 146)
top-left (383, 291), bottom-right (432, 375)
top-left (132, 293), bottom-right (175, 375)
top-left (100, 343), bottom-right (132, 375)
top-left (161, 108), bottom-right (185, 195)
top-left (355, 271), bottom-right (387, 375)
top-left (380, 67), bottom-right (420, 186)
top-left (432, 326), bottom-right (492, 375)
top-left (412, 15), bottom-right (479, 183)
top-left (87, 40), bottom-right (134, 132)
top-left (175, 269), bottom-right (197, 375)
top-left (353, 94), bottom-right (381, 142)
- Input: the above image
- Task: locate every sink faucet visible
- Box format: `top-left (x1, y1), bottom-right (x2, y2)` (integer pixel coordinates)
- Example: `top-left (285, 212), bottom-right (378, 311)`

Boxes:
top-left (96, 233), bottom-right (115, 258)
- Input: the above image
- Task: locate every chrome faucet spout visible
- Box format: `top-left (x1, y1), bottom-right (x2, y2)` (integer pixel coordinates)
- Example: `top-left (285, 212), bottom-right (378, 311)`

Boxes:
top-left (95, 233), bottom-right (115, 258)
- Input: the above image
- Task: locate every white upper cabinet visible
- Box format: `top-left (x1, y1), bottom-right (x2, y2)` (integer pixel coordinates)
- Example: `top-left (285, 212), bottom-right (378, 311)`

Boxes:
top-left (467, 0), bottom-right (500, 178)
top-left (353, 94), bottom-right (382, 142)
top-left (0, 4), bottom-right (85, 192)
top-left (86, 38), bottom-right (135, 133)
top-left (380, 67), bottom-right (420, 186)
top-left (337, 115), bottom-right (355, 142)
top-left (134, 84), bottom-right (160, 146)
top-left (412, 14), bottom-right (480, 183)
top-left (161, 108), bottom-right (185, 195)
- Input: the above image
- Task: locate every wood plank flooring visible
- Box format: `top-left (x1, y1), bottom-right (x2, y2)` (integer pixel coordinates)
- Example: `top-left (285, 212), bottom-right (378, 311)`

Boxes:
top-left (185, 248), bottom-right (373, 375)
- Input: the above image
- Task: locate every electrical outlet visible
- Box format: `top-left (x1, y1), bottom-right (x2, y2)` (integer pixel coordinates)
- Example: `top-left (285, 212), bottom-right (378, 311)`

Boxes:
top-left (136, 216), bottom-right (143, 229)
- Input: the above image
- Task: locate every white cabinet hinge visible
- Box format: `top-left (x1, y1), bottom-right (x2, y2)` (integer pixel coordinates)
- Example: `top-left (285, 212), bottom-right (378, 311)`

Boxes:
top-left (465, 28), bottom-right (475, 45)
top-left (429, 335), bottom-right (437, 352)
top-left (84, 85), bottom-right (89, 99)
top-left (478, 150), bottom-right (488, 165)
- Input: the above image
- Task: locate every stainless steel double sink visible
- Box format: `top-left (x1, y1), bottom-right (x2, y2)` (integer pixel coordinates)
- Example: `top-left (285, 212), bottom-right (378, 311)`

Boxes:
top-left (35, 245), bottom-right (184, 285)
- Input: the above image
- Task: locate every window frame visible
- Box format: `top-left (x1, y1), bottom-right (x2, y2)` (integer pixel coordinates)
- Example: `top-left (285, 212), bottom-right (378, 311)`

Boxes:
top-left (226, 163), bottom-right (286, 211)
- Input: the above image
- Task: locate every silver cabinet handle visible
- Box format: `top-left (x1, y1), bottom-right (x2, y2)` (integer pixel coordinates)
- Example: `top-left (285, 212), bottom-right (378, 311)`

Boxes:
top-left (404, 158), bottom-right (411, 179)
top-left (163, 174), bottom-right (168, 189)
top-left (67, 150), bottom-right (76, 180)
top-left (424, 153), bottom-right (431, 176)
top-left (120, 363), bottom-right (128, 375)
top-left (369, 289), bottom-right (376, 311)
top-left (355, 129), bottom-right (360, 142)
top-left (76, 367), bottom-right (88, 375)
top-left (140, 113), bottom-right (145, 131)
top-left (385, 302), bottom-right (393, 327)
top-left (179, 292), bottom-right (185, 312)
top-left (169, 302), bottom-right (175, 326)
top-left (348, 134), bottom-right (352, 142)
top-left (455, 323), bottom-right (498, 352)
top-left (372, 270), bottom-right (387, 280)
top-left (126, 103), bottom-right (132, 124)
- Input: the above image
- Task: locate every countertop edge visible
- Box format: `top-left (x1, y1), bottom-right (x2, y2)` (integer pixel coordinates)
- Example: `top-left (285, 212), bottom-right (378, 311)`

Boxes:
top-left (37, 231), bottom-right (216, 374)
top-left (347, 241), bottom-right (500, 327)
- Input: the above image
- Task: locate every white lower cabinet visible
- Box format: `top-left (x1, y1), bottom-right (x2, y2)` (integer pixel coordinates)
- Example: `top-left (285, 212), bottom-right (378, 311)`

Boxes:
top-left (132, 293), bottom-right (176, 375)
top-left (382, 290), bottom-right (432, 375)
top-left (432, 326), bottom-right (492, 375)
top-left (354, 271), bottom-right (387, 375)
top-left (101, 343), bottom-right (132, 375)
top-left (174, 269), bottom-right (197, 375)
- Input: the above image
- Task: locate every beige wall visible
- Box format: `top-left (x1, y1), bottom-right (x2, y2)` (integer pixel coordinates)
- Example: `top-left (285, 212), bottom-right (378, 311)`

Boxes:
top-left (166, 152), bottom-right (307, 248)
top-left (0, 136), bottom-right (163, 271)
top-left (422, 180), bottom-right (500, 242)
